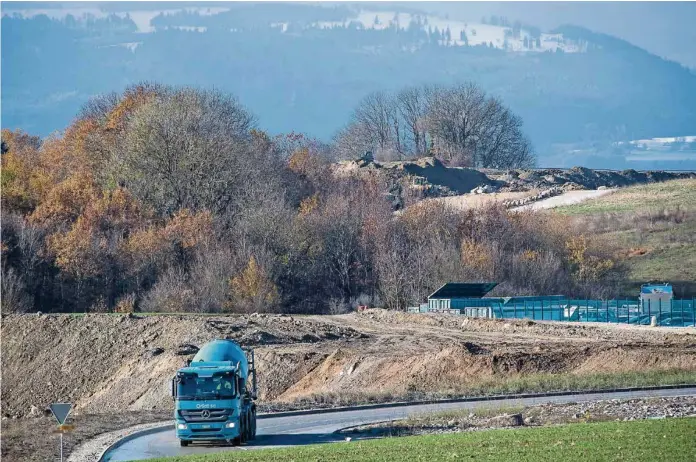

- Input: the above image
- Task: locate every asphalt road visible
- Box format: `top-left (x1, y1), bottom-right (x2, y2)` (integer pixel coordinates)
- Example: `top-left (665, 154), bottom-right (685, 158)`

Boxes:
top-left (104, 387), bottom-right (696, 461)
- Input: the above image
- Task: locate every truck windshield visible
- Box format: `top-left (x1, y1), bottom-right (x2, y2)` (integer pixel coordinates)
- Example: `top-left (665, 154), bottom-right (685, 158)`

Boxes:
top-left (177, 376), bottom-right (236, 400)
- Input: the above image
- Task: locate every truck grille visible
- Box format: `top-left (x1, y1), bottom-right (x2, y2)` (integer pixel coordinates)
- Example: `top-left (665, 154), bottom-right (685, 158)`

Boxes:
top-left (191, 428), bottom-right (222, 433)
top-left (179, 409), bottom-right (231, 422)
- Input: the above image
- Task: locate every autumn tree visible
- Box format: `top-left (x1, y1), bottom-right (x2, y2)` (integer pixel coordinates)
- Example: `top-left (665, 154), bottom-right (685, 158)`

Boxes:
top-left (1, 129), bottom-right (42, 214)
top-left (226, 256), bottom-right (279, 313)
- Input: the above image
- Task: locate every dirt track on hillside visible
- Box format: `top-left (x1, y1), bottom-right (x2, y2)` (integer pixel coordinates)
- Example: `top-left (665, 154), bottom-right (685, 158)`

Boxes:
top-left (2, 310), bottom-right (695, 420)
top-left (512, 189), bottom-right (616, 211)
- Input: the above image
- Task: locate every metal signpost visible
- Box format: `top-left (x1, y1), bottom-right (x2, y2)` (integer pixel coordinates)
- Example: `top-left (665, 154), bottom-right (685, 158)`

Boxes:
top-left (49, 403), bottom-right (73, 462)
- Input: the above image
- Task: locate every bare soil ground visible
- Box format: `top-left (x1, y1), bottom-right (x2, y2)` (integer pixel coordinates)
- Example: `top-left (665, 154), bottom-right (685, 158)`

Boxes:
top-left (419, 190), bottom-right (537, 211)
top-left (2, 310), bottom-right (695, 461)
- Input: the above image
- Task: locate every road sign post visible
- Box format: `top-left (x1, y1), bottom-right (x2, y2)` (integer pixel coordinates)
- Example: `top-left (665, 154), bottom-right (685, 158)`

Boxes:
top-left (49, 403), bottom-right (73, 462)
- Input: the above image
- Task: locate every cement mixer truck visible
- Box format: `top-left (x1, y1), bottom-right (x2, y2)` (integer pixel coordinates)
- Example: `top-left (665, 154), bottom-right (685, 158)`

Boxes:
top-left (171, 339), bottom-right (257, 446)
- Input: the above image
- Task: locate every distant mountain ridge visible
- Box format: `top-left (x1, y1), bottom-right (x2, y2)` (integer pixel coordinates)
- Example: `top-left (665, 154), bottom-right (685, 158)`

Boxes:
top-left (2, 5), bottom-right (696, 168)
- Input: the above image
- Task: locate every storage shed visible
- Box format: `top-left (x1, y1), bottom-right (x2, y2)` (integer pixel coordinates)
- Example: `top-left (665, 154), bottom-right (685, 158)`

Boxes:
top-left (427, 282), bottom-right (498, 315)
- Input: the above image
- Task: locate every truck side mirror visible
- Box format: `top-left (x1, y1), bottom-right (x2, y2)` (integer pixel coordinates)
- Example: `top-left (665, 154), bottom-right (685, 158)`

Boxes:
top-left (171, 378), bottom-right (177, 400)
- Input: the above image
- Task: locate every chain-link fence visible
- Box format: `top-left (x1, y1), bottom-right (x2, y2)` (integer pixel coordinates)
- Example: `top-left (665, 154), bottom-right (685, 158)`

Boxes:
top-left (408, 298), bottom-right (696, 327)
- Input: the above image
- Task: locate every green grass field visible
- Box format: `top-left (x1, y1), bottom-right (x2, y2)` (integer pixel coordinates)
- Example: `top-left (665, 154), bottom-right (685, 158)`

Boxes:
top-left (149, 417), bottom-right (696, 462)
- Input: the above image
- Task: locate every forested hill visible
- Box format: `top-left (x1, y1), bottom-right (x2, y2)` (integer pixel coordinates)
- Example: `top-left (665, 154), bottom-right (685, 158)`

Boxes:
top-left (2, 5), bottom-right (696, 166)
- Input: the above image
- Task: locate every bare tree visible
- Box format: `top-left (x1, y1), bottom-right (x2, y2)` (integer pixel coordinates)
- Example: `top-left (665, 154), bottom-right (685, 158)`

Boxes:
top-left (121, 87), bottom-right (256, 216)
top-left (1, 267), bottom-right (31, 313)
top-left (355, 91), bottom-right (394, 151)
top-left (336, 82), bottom-right (535, 168)
top-left (475, 97), bottom-right (534, 168)
top-left (334, 90), bottom-right (404, 161)
top-left (426, 82), bottom-right (488, 166)
top-left (396, 86), bottom-right (431, 156)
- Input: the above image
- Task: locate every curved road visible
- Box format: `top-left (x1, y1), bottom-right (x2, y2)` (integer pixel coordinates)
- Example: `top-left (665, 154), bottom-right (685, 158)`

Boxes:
top-left (104, 387), bottom-right (696, 461)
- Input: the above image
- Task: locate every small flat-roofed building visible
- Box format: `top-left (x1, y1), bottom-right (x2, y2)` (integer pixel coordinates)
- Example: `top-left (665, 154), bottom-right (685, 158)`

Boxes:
top-left (427, 282), bottom-right (498, 315)
top-left (426, 283), bottom-right (568, 319)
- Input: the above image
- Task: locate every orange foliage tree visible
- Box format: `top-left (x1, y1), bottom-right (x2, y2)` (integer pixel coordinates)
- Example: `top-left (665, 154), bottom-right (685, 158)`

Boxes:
top-left (226, 256), bottom-right (279, 313)
top-left (1, 129), bottom-right (42, 214)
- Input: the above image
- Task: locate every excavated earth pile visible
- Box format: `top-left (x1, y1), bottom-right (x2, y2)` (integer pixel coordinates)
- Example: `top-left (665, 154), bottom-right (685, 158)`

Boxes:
top-left (2, 310), bottom-right (695, 419)
top-left (335, 156), bottom-right (696, 203)
top-left (487, 167), bottom-right (696, 193)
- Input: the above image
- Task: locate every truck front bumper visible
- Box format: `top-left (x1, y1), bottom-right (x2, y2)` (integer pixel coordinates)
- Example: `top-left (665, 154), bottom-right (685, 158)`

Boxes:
top-left (175, 421), bottom-right (239, 441)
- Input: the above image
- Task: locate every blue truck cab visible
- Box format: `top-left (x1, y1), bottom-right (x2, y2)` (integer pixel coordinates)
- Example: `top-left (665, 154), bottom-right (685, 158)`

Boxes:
top-left (171, 339), bottom-right (257, 446)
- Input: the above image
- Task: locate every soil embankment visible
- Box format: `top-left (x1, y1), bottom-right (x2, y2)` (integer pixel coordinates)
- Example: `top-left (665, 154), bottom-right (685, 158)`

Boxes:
top-left (2, 310), bottom-right (695, 419)
top-left (335, 157), bottom-right (696, 198)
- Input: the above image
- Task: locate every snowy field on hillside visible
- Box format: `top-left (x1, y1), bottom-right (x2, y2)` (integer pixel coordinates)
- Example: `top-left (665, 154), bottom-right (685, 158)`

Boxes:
top-left (315, 10), bottom-right (586, 53)
top-left (3, 6), bottom-right (587, 53)
top-left (1, 6), bottom-right (229, 33)
top-left (619, 136), bottom-right (696, 150)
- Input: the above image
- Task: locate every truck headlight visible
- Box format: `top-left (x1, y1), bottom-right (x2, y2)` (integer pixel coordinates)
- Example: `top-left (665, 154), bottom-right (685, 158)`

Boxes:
top-left (177, 424), bottom-right (187, 430)
top-left (225, 422), bottom-right (235, 428)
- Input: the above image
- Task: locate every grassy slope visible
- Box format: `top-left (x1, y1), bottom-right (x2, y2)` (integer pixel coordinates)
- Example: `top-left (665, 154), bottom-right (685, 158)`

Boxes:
top-left (554, 180), bottom-right (696, 215)
top-left (150, 417), bottom-right (696, 462)
top-left (554, 179), bottom-right (696, 295)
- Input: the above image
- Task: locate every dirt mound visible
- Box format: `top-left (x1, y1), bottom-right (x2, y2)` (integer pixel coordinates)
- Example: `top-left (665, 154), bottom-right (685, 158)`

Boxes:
top-left (493, 167), bottom-right (696, 192)
top-left (2, 311), bottom-right (694, 419)
top-left (0, 313), bottom-right (365, 418)
top-left (334, 157), bottom-right (492, 199)
top-left (335, 156), bottom-right (695, 206)
top-left (382, 157), bottom-right (492, 194)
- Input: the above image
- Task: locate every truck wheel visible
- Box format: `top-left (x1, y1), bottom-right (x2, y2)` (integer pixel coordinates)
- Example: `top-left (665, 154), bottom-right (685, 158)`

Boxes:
top-left (231, 437), bottom-right (241, 446)
top-left (180, 440), bottom-right (190, 447)
top-left (251, 410), bottom-right (257, 439)
top-left (240, 415), bottom-right (247, 444)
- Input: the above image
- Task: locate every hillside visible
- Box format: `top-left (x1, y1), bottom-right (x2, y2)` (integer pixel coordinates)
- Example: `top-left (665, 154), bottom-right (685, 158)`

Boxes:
top-left (2, 5), bottom-right (696, 167)
top-left (554, 179), bottom-right (696, 296)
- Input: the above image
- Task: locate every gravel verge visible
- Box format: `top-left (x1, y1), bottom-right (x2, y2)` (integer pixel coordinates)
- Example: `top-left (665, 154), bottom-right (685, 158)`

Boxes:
top-left (339, 396), bottom-right (696, 438)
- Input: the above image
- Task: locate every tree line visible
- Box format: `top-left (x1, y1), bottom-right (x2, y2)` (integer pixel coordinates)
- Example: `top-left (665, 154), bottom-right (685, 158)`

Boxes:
top-left (1, 83), bottom-right (620, 315)
top-left (334, 82), bottom-right (535, 168)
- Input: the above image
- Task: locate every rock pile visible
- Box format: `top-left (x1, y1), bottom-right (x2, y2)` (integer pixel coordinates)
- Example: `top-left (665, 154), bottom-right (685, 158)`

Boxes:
top-left (470, 184), bottom-right (498, 194)
top-left (502, 187), bottom-right (564, 208)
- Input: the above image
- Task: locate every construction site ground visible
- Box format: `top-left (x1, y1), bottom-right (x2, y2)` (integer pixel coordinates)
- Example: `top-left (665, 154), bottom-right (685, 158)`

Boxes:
top-left (2, 310), bottom-right (695, 461)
